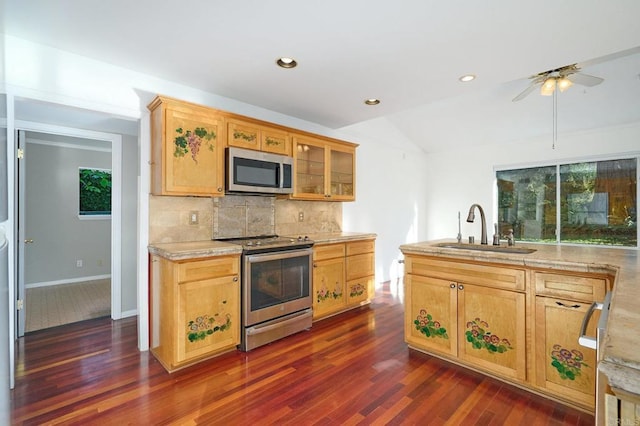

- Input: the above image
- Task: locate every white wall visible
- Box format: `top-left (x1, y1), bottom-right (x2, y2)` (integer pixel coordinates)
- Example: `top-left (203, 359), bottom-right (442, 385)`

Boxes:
top-left (24, 138), bottom-right (111, 285)
top-left (120, 134), bottom-right (138, 314)
top-left (340, 118), bottom-right (429, 283)
top-left (423, 123), bottom-right (640, 242)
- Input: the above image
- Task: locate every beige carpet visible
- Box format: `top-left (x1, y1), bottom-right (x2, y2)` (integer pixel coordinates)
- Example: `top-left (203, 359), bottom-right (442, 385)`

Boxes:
top-left (26, 279), bottom-right (111, 332)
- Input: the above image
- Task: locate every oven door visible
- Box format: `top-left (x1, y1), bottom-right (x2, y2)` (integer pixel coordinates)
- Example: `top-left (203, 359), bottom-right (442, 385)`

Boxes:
top-left (242, 247), bottom-right (312, 326)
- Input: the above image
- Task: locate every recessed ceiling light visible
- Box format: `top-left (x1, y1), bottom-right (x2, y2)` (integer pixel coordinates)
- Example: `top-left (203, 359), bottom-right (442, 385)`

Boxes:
top-left (458, 74), bottom-right (476, 82)
top-left (276, 57), bottom-right (297, 69)
top-left (364, 98), bottom-right (380, 105)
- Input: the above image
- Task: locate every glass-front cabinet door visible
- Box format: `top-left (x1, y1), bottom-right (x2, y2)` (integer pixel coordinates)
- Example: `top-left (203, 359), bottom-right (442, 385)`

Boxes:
top-left (292, 135), bottom-right (356, 201)
top-left (329, 145), bottom-right (354, 201)
top-left (292, 136), bottom-right (327, 200)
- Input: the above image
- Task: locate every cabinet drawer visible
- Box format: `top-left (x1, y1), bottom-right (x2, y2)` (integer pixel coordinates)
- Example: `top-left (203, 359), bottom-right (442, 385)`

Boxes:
top-left (346, 239), bottom-right (375, 256)
top-left (534, 272), bottom-right (607, 302)
top-left (346, 252), bottom-right (374, 281)
top-left (177, 256), bottom-right (239, 283)
top-left (314, 243), bottom-right (346, 261)
top-left (405, 255), bottom-right (525, 291)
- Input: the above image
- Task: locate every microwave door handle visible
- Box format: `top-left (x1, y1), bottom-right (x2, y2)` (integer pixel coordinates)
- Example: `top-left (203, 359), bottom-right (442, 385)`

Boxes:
top-left (278, 163), bottom-right (283, 188)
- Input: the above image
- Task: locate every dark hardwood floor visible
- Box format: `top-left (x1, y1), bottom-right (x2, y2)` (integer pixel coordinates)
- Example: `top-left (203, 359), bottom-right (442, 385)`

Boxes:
top-left (11, 281), bottom-right (594, 425)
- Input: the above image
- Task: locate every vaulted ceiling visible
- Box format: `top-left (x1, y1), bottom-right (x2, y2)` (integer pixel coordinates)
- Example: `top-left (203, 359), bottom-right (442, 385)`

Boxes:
top-left (3, 0), bottom-right (640, 151)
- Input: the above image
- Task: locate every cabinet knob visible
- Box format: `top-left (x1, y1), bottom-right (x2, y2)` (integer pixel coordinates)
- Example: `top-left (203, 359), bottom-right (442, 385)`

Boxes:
top-left (313, 263), bottom-right (317, 268)
top-left (458, 284), bottom-right (464, 291)
top-left (450, 283), bottom-right (456, 289)
top-left (233, 276), bottom-right (238, 282)
top-left (217, 187), bottom-right (223, 192)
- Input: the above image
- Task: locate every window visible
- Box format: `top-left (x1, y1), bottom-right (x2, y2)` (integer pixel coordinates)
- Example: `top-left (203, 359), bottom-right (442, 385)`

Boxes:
top-left (79, 167), bottom-right (112, 217)
top-left (496, 157), bottom-right (637, 247)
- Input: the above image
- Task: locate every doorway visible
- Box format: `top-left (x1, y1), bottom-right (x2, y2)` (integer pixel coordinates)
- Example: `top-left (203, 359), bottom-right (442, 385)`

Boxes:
top-left (15, 124), bottom-right (122, 337)
top-left (20, 131), bottom-right (114, 332)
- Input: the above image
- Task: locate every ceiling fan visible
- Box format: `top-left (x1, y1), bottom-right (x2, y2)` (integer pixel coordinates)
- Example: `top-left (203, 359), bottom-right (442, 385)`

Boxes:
top-left (512, 64), bottom-right (604, 102)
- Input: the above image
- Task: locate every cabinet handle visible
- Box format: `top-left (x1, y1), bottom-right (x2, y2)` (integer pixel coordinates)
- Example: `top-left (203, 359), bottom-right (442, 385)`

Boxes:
top-left (233, 276), bottom-right (238, 282)
top-left (24, 239), bottom-right (34, 244)
top-left (313, 263), bottom-right (317, 268)
top-left (458, 284), bottom-right (464, 290)
top-left (217, 187), bottom-right (223, 192)
top-left (555, 301), bottom-right (580, 309)
top-left (578, 300), bottom-right (604, 349)
top-left (450, 283), bottom-right (456, 289)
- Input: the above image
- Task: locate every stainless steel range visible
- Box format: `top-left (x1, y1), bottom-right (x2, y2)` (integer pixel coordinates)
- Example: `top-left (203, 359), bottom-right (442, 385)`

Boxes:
top-left (217, 235), bottom-right (314, 351)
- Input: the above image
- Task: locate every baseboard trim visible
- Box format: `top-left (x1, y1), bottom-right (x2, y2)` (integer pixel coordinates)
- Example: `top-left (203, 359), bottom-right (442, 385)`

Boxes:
top-left (26, 274), bottom-right (112, 289)
top-left (120, 309), bottom-right (138, 319)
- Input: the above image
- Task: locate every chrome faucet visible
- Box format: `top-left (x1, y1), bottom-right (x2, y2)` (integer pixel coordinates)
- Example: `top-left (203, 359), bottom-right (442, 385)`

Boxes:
top-left (466, 203), bottom-right (488, 245)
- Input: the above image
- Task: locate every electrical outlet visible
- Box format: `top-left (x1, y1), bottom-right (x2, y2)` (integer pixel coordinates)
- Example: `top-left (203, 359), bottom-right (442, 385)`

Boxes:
top-left (76, 259), bottom-right (83, 268)
top-left (298, 211), bottom-right (304, 222)
top-left (189, 211), bottom-right (199, 225)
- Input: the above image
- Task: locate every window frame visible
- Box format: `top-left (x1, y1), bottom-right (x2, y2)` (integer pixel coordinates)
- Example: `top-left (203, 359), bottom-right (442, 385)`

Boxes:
top-left (494, 152), bottom-right (639, 248)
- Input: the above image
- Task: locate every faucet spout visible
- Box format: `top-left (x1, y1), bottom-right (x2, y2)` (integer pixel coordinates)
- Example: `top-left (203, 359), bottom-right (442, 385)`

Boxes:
top-left (466, 203), bottom-right (488, 245)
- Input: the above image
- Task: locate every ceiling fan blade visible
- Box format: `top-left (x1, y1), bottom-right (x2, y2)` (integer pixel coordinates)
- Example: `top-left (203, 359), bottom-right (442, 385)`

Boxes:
top-left (512, 83), bottom-right (539, 102)
top-left (566, 72), bottom-right (604, 87)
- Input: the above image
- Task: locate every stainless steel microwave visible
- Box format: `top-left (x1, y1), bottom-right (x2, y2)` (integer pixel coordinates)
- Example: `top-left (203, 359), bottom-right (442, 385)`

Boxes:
top-left (226, 147), bottom-right (293, 194)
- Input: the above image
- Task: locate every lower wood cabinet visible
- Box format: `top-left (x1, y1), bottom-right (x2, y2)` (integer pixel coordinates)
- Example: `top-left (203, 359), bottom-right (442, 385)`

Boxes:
top-left (402, 252), bottom-right (614, 413)
top-left (150, 254), bottom-right (240, 372)
top-left (404, 258), bottom-right (526, 382)
top-left (313, 238), bottom-right (375, 320)
top-left (534, 296), bottom-right (599, 408)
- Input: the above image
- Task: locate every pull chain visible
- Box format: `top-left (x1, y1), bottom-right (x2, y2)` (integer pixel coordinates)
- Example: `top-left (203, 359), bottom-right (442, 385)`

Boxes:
top-left (552, 88), bottom-right (557, 150)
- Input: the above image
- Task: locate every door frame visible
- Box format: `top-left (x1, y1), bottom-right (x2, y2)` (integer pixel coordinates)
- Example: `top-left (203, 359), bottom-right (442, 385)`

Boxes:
top-left (15, 120), bottom-right (123, 336)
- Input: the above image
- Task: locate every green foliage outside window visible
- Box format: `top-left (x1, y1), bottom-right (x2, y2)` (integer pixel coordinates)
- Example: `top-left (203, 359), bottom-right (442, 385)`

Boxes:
top-left (496, 158), bottom-right (637, 247)
top-left (79, 168), bottom-right (111, 216)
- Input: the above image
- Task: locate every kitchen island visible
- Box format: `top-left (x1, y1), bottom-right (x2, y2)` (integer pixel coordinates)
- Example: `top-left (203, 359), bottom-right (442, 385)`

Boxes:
top-left (400, 239), bottom-right (639, 418)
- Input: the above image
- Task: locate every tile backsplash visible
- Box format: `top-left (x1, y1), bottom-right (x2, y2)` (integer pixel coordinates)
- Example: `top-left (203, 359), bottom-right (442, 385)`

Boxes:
top-left (148, 194), bottom-right (342, 244)
top-left (213, 195), bottom-right (275, 239)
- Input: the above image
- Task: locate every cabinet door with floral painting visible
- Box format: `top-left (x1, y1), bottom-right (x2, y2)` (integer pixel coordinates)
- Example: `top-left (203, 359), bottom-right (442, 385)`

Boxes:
top-left (149, 96), bottom-right (225, 196)
top-left (177, 275), bottom-right (240, 364)
top-left (457, 284), bottom-right (526, 381)
top-left (312, 257), bottom-right (345, 319)
top-left (404, 275), bottom-right (457, 357)
top-left (261, 127), bottom-right (290, 155)
top-left (534, 296), bottom-right (598, 410)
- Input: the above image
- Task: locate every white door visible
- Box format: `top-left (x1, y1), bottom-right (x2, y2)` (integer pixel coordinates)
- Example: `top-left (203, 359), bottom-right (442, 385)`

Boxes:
top-left (16, 129), bottom-right (26, 337)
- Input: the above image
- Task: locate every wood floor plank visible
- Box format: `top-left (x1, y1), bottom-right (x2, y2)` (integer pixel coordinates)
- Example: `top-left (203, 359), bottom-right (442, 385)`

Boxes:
top-left (10, 282), bottom-right (594, 425)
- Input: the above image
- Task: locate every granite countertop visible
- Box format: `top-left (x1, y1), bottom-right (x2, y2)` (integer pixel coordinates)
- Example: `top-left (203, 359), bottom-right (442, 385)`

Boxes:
top-left (148, 232), bottom-right (377, 260)
top-left (300, 232), bottom-right (377, 244)
top-left (400, 239), bottom-right (640, 398)
top-left (148, 240), bottom-right (243, 261)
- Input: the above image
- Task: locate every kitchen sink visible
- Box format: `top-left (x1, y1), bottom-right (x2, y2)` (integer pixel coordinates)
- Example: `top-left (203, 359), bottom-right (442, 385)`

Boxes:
top-left (434, 242), bottom-right (537, 254)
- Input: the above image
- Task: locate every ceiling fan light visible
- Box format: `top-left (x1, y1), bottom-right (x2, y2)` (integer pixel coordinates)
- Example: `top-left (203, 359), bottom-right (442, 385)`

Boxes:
top-left (540, 77), bottom-right (556, 96)
top-left (557, 77), bottom-right (573, 92)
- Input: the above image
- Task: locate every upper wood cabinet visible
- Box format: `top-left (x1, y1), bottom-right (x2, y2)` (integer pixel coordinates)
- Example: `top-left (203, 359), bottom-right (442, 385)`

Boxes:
top-left (148, 95), bottom-right (358, 201)
top-left (227, 118), bottom-right (291, 155)
top-left (292, 135), bottom-right (356, 201)
top-left (149, 96), bottom-right (226, 197)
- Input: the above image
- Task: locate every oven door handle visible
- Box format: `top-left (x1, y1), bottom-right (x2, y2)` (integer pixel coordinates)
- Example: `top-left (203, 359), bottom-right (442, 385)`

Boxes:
top-left (245, 309), bottom-right (313, 336)
top-left (578, 300), bottom-right (603, 349)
